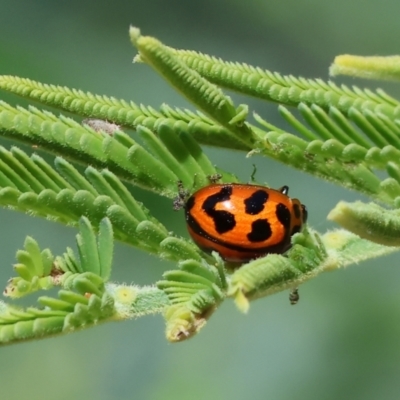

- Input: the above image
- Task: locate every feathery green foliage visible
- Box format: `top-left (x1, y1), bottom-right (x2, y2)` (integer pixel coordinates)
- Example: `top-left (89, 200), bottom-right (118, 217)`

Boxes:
top-left (0, 27), bottom-right (399, 344)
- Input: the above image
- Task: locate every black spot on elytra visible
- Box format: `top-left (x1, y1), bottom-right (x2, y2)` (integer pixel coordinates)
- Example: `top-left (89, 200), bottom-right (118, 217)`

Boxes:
top-left (202, 186), bottom-right (232, 210)
top-left (202, 185), bottom-right (236, 234)
top-left (276, 203), bottom-right (291, 229)
top-left (212, 210), bottom-right (236, 234)
top-left (293, 203), bottom-right (301, 219)
top-left (247, 219), bottom-right (272, 242)
top-left (244, 190), bottom-right (269, 215)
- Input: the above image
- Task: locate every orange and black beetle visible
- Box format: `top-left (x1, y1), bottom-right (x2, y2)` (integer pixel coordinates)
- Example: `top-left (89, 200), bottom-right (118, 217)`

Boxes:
top-left (180, 183), bottom-right (307, 263)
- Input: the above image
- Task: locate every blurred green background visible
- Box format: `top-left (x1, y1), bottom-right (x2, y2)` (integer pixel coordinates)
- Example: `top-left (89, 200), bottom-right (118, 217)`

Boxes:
top-left (2, 1), bottom-right (400, 399)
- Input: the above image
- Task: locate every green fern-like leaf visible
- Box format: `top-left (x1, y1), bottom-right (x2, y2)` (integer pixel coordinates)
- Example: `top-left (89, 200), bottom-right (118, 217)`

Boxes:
top-left (130, 27), bottom-right (255, 149)
top-left (167, 48), bottom-right (399, 116)
top-left (157, 257), bottom-right (227, 342)
top-left (331, 55), bottom-right (400, 82)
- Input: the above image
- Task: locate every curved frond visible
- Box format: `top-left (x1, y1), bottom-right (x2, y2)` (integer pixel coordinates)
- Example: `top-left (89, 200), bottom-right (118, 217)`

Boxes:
top-left (130, 27), bottom-right (256, 149)
top-left (229, 227), bottom-right (398, 312)
top-left (0, 76), bottom-right (251, 151)
top-left (0, 149), bottom-right (202, 262)
top-left (169, 49), bottom-right (400, 117)
top-left (157, 257), bottom-right (227, 342)
top-left (331, 55), bottom-right (400, 82)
